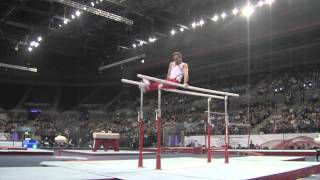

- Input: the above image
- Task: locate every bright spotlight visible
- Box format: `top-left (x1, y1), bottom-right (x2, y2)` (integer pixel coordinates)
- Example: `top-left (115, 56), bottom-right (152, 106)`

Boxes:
top-left (37, 36), bottom-right (42, 42)
top-left (232, 8), bottom-right (239, 15)
top-left (191, 22), bottom-right (197, 28)
top-left (170, 29), bottom-right (176, 35)
top-left (71, 14), bottom-right (75, 19)
top-left (64, 19), bottom-right (68, 24)
top-left (199, 19), bottom-right (205, 26)
top-left (75, 10), bottom-right (81, 16)
top-left (28, 47), bottom-right (33, 52)
top-left (91, 2), bottom-right (95, 6)
top-left (258, 1), bottom-right (264, 7)
top-left (58, 24), bottom-right (62, 28)
top-left (83, 7), bottom-right (87, 10)
top-left (221, 12), bottom-right (227, 19)
top-left (180, 27), bottom-right (184, 32)
top-left (148, 37), bottom-right (156, 43)
top-left (100, 0), bottom-right (103, 2)
top-left (30, 41), bottom-right (36, 46)
top-left (242, 4), bottom-right (255, 18)
top-left (141, 59), bottom-right (145, 64)
top-left (133, 43), bottom-right (137, 48)
top-left (211, 15), bottom-right (219, 22)
top-left (137, 40), bottom-right (147, 46)
top-left (34, 42), bottom-right (39, 47)
top-left (266, 0), bottom-right (275, 6)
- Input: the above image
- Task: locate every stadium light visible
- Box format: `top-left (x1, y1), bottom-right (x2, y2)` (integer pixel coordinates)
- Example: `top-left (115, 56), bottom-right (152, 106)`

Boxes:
top-left (221, 12), bottom-right (227, 19)
top-left (211, 15), bottom-right (219, 22)
top-left (34, 42), bottom-right (39, 47)
top-left (30, 41), bottom-right (36, 46)
top-left (266, 0), bottom-right (275, 6)
top-left (199, 19), bottom-right (205, 26)
top-left (148, 37), bottom-right (156, 43)
top-left (170, 29), bottom-right (176, 36)
top-left (258, 1), bottom-right (264, 7)
top-left (232, 8), bottom-right (239, 15)
top-left (76, 10), bottom-right (81, 16)
top-left (242, 4), bottom-right (255, 18)
top-left (191, 22), bottom-right (197, 29)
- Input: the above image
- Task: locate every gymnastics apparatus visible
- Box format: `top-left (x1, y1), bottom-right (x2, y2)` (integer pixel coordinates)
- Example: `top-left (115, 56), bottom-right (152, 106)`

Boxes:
top-left (121, 74), bottom-right (239, 169)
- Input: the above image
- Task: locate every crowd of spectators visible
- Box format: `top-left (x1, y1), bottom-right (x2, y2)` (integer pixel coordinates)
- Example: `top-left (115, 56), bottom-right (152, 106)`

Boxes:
top-left (0, 65), bottom-right (320, 148)
top-left (262, 102), bottom-right (320, 134)
top-left (257, 67), bottom-right (320, 96)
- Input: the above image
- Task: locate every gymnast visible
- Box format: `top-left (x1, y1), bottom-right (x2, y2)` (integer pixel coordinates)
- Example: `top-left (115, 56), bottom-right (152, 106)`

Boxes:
top-left (140, 51), bottom-right (189, 92)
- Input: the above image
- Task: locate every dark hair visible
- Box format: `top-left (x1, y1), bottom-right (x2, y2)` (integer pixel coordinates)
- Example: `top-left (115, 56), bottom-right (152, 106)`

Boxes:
top-left (172, 51), bottom-right (182, 58)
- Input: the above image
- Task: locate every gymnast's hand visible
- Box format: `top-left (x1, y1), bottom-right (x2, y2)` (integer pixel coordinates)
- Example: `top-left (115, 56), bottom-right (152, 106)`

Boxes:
top-left (183, 83), bottom-right (189, 88)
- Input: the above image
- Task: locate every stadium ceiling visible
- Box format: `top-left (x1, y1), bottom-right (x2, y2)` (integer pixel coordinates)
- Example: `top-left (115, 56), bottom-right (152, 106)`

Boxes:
top-left (0, 0), bottom-right (229, 59)
top-left (0, 0), bottom-right (320, 79)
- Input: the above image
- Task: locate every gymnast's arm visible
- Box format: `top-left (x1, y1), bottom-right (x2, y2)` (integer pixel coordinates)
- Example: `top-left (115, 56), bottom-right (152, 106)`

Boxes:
top-left (166, 62), bottom-right (173, 78)
top-left (183, 63), bottom-right (189, 86)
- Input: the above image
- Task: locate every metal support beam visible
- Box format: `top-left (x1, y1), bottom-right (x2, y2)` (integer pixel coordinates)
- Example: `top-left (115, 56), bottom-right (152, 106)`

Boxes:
top-left (0, 1), bottom-right (67, 21)
top-left (103, 0), bottom-right (153, 22)
top-left (51, 0), bottom-right (133, 25)
top-left (0, 63), bottom-right (37, 72)
top-left (99, 54), bottom-right (146, 71)
top-left (0, 0), bottom-right (28, 23)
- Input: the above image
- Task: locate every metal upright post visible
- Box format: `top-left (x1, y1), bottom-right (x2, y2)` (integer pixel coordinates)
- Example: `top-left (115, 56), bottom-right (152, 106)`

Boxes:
top-left (156, 86), bottom-right (162, 170)
top-left (207, 98), bottom-right (212, 163)
top-left (138, 88), bottom-right (144, 167)
top-left (224, 96), bottom-right (229, 164)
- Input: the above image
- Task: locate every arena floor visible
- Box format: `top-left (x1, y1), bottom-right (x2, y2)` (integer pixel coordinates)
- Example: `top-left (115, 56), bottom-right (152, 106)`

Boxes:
top-left (61, 149), bottom-right (155, 155)
top-left (1, 150), bottom-right (320, 180)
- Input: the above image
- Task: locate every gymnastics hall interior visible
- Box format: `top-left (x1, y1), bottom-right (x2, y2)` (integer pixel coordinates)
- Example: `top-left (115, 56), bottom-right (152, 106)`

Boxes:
top-left (1, 0), bottom-right (320, 179)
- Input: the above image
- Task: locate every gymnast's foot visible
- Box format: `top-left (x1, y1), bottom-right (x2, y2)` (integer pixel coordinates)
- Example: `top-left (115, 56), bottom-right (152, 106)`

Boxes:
top-left (139, 78), bottom-right (150, 93)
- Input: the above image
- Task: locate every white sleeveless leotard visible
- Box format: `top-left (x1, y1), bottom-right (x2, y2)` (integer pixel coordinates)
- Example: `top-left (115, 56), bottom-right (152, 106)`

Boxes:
top-left (168, 62), bottom-right (185, 82)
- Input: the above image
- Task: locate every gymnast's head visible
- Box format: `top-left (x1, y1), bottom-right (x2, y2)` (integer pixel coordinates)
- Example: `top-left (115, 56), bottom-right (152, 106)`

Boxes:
top-left (172, 51), bottom-right (183, 64)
